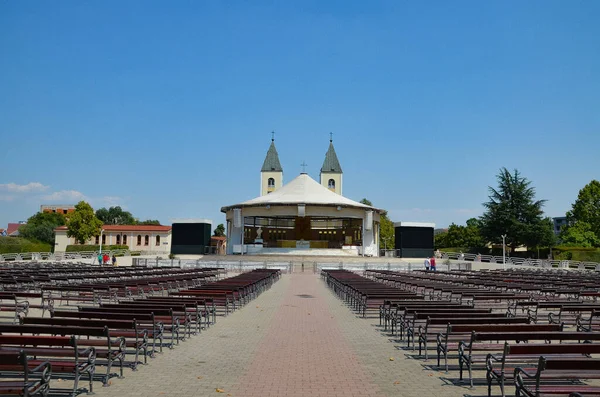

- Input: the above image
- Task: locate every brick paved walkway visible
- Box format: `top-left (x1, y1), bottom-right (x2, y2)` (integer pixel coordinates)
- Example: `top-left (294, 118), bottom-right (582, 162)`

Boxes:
top-left (89, 273), bottom-right (483, 397)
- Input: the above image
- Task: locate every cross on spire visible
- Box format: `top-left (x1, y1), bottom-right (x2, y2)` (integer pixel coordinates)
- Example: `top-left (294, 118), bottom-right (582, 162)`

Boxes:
top-left (271, 131), bottom-right (275, 141)
top-left (329, 132), bottom-right (333, 142)
top-left (300, 161), bottom-right (308, 173)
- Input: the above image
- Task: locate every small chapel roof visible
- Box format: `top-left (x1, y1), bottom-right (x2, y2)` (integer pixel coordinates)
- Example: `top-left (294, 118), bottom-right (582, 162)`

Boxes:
top-left (261, 140), bottom-right (283, 172)
top-left (221, 173), bottom-right (379, 212)
top-left (321, 140), bottom-right (342, 173)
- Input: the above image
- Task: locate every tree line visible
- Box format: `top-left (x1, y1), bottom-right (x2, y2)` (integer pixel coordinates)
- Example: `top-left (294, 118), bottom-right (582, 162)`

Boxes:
top-left (19, 204), bottom-right (163, 246)
top-left (436, 168), bottom-right (600, 255)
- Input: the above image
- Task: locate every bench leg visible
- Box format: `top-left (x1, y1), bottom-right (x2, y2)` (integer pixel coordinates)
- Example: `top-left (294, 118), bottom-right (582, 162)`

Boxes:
top-left (486, 369), bottom-right (492, 397)
top-left (88, 367), bottom-right (94, 394)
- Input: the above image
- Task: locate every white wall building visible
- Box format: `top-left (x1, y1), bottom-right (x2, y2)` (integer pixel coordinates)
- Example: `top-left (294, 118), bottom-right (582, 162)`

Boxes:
top-left (54, 225), bottom-right (172, 253)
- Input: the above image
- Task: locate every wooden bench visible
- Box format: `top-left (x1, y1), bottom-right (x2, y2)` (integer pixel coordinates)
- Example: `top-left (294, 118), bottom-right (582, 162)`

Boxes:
top-left (0, 293), bottom-right (29, 323)
top-left (52, 310), bottom-right (164, 354)
top-left (22, 316), bottom-right (143, 371)
top-left (487, 341), bottom-right (600, 397)
top-left (430, 319), bottom-right (540, 367)
top-left (458, 326), bottom-right (566, 387)
top-left (515, 357), bottom-right (600, 397)
top-left (0, 334), bottom-right (95, 395)
top-left (0, 350), bottom-right (51, 397)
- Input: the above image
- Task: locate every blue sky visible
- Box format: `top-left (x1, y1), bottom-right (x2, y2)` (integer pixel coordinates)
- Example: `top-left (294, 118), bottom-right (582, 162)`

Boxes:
top-left (1, 1), bottom-right (599, 230)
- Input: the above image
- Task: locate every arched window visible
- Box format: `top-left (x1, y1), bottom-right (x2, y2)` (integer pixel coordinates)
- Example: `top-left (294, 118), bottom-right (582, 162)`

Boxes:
top-left (328, 179), bottom-right (335, 189)
top-left (268, 178), bottom-right (275, 188)
top-left (95, 236), bottom-right (99, 245)
top-left (123, 234), bottom-right (127, 245)
top-left (156, 235), bottom-right (160, 246)
top-left (116, 235), bottom-right (121, 245)
top-left (144, 235), bottom-right (149, 246)
top-left (137, 235), bottom-right (142, 246)
top-left (102, 234), bottom-right (106, 245)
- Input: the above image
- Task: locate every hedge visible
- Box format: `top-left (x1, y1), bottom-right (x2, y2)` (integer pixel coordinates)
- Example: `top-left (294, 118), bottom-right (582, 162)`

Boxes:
top-left (66, 245), bottom-right (129, 253)
top-left (0, 237), bottom-right (52, 254)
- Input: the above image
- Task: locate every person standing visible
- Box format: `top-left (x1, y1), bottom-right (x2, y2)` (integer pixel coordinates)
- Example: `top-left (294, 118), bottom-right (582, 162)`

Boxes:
top-left (97, 253), bottom-right (103, 265)
top-left (112, 254), bottom-right (117, 266)
top-left (430, 256), bottom-right (437, 271)
top-left (103, 253), bottom-right (109, 265)
top-left (424, 257), bottom-right (431, 271)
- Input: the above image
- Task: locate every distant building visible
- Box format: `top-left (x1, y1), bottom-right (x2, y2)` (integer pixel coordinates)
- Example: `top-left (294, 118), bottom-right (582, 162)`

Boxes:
top-left (41, 204), bottom-right (76, 215)
top-left (6, 222), bottom-right (26, 237)
top-left (54, 225), bottom-right (172, 252)
top-left (553, 216), bottom-right (568, 235)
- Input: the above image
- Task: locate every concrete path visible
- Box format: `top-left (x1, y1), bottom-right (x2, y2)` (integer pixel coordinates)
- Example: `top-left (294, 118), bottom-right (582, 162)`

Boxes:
top-left (90, 273), bottom-right (484, 397)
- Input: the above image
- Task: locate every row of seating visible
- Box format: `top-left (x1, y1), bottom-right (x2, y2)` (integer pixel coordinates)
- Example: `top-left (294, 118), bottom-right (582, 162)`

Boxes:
top-left (0, 268), bottom-right (280, 396)
top-left (324, 269), bottom-right (600, 397)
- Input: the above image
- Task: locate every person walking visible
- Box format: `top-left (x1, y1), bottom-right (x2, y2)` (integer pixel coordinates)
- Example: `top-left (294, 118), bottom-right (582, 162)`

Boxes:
top-left (97, 253), bottom-right (103, 265)
top-left (424, 257), bottom-right (431, 271)
top-left (102, 253), bottom-right (109, 265)
top-left (430, 256), bottom-right (437, 271)
top-left (112, 254), bottom-right (117, 266)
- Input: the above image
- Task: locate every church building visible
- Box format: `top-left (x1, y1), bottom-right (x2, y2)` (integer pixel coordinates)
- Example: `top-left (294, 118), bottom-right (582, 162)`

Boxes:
top-left (222, 135), bottom-right (382, 256)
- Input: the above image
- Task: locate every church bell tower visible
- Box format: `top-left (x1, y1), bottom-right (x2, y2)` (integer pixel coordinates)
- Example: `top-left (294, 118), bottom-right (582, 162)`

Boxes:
top-left (260, 133), bottom-right (283, 195)
top-left (320, 134), bottom-right (343, 195)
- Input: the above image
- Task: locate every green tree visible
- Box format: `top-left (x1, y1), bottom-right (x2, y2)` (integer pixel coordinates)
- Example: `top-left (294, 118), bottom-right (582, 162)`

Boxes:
top-left (213, 223), bottom-right (225, 237)
top-left (18, 212), bottom-right (66, 246)
top-left (480, 168), bottom-right (548, 253)
top-left (379, 211), bottom-right (395, 249)
top-left (559, 221), bottom-right (600, 247)
top-left (359, 198), bottom-right (373, 206)
top-left (95, 206), bottom-right (136, 225)
top-left (566, 180), bottom-right (600, 240)
top-left (434, 230), bottom-right (448, 249)
top-left (138, 219), bottom-right (161, 225)
top-left (67, 201), bottom-right (103, 244)
top-left (524, 217), bottom-right (557, 251)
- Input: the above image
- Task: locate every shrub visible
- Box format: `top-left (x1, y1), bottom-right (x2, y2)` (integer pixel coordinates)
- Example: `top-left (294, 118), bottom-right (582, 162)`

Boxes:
top-left (0, 237), bottom-right (52, 254)
top-left (65, 245), bottom-right (129, 253)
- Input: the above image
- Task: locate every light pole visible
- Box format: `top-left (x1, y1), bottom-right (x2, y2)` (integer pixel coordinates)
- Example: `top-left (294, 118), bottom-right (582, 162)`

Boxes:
top-left (501, 234), bottom-right (507, 269)
top-left (99, 229), bottom-right (105, 264)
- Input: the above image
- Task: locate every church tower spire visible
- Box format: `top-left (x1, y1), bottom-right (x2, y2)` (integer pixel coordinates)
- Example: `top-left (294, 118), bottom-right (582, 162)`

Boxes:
top-left (320, 133), bottom-right (343, 195)
top-left (260, 132), bottom-right (283, 195)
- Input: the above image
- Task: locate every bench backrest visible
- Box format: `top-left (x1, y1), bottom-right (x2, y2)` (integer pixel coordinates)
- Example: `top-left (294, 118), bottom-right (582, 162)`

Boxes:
top-left (0, 334), bottom-right (74, 347)
top-left (0, 324), bottom-right (107, 338)
top-left (433, 317), bottom-right (529, 326)
top-left (541, 357), bottom-right (600, 371)
top-left (508, 342), bottom-right (600, 355)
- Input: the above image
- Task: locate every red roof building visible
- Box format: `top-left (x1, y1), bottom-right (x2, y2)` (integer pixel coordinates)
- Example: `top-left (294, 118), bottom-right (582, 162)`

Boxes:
top-left (54, 224), bottom-right (172, 252)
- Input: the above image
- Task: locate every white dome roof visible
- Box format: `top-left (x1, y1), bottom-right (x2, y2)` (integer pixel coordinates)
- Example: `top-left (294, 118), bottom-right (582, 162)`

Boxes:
top-left (221, 173), bottom-right (379, 212)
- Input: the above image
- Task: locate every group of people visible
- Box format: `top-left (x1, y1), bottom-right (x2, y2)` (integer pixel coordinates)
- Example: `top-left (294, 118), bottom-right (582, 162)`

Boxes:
top-left (424, 256), bottom-right (437, 271)
top-left (97, 253), bottom-right (117, 266)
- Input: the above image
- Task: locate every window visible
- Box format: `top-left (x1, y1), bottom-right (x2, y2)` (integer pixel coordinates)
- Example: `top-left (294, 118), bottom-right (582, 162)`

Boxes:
top-left (137, 235), bottom-right (142, 246)
top-left (102, 234), bottom-right (106, 245)
top-left (63, 210), bottom-right (68, 214)
top-left (144, 235), bottom-right (149, 246)
top-left (116, 235), bottom-right (121, 245)
top-left (268, 178), bottom-right (275, 188)
top-left (328, 179), bottom-right (335, 189)
top-left (95, 236), bottom-right (99, 245)
top-left (156, 235), bottom-right (160, 246)
top-left (123, 235), bottom-right (127, 245)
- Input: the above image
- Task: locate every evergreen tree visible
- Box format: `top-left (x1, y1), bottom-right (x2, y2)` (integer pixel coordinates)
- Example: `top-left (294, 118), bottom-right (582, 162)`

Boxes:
top-left (480, 168), bottom-right (548, 253)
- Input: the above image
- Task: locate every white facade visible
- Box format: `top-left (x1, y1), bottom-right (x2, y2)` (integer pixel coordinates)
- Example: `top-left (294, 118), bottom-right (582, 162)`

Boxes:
top-left (261, 171), bottom-right (283, 196)
top-left (54, 227), bottom-right (172, 253)
top-left (320, 172), bottom-right (343, 195)
top-left (222, 173), bottom-right (381, 256)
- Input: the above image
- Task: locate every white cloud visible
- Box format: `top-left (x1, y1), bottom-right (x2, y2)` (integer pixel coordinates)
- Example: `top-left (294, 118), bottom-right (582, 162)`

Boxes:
top-left (0, 182), bottom-right (49, 193)
top-left (99, 196), bottom-right (122, 206)
top-left (0, 195), bottom-right (16, 202)
top-left (41, 190), bottom-right (87, 202)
